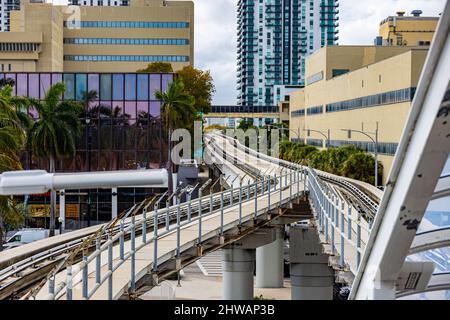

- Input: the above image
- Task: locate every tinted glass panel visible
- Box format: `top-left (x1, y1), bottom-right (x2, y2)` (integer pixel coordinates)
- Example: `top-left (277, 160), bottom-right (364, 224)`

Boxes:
top-left (75, 73), bottom-right (87, 101)
top-left (112, 74), bottom-right (124, 100)
top-left (161, 74), bottom-right (173, 92)
top-left (137, 101), bottom-right (149, 115)
top-left (137, 74), bottom-right (149, 100)
top-left (100, 74), bottom-right (112, 100)
top-left (5, 74), bottom-right (16, 95)
top-left (149, 74), bottom-right (160, 100)
top-left (52, 73), bottom-right (63, 85)
top-left (40, 74), bottom-right (51, 99)
top-left (63, 74), bottom-right (75, 100)
top-left (150, 101), bottom-right (161, 117)
top-left (125, 101), bottom-right (136, 120)
top-left (124, 74), bottom-right (136, 100)
top-left (16, 74), bottom-right (27, 96)
top-left (29, 74), bottom-right (39, 99)
top-left (88, 74), bottom-right (99, 95)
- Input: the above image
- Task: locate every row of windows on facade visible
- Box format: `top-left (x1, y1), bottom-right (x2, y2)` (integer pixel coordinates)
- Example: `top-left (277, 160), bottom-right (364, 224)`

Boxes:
top-left (69, 0), bottom-right (128, 5)
top-left (64, 55), bottom-right (189, 62)
top-left (63, 21), bottom-right (189, 29)
top-left (290, 87), bottom-right (416, 117)
top-left (306, 139), bottom-right (398, 156)
top-left (1, 72), bottom-right (173, 103)
top-left (63, 38), bottom-right (189, 45)
top-left (0, 42), bottom-right (39, 52)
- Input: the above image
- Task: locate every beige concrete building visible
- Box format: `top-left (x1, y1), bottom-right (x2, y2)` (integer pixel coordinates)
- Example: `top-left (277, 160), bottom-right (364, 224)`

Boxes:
top-left (377, 10), bottom-right (439, 46)
top-left (0, 0), bottom-right (194, 73)
top-left (288, 46), bottom-right (429, 184)
top-left (287, 11), bottom-right (439, 185)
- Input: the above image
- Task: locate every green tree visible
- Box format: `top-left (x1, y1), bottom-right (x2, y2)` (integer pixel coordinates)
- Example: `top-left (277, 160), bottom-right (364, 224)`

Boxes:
top-left (28, 83), bottom-right (84, 236)
top-left (155, 79), bottom-right (195, 195)
top-left (0, 90), bottom-right (27, 250)
top-left (177, 66), bottom-right (215, 114)
top-left (137, 62), bottom-right (174, 73)
top-left (237, 119), bottom-right (256, 131)
top-left (340, 152), bottom-right (379, 185)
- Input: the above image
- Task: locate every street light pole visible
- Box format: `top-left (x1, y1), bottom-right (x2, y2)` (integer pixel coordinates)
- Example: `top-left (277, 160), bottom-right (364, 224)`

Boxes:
top-left (341, 122), bottom-right (379, 187)
top-left (267, 125), bottom-right (301, 141)
top-left (304, 128), bottom-right (330, 148)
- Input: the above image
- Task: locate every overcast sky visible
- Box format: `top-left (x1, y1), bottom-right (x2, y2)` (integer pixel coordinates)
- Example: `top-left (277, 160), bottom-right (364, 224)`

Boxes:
top-left (192, 0), bottom-right (446, 105)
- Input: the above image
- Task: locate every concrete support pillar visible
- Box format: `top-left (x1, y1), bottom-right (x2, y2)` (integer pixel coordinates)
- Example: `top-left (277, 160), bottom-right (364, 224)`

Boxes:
top-left (112, 188), bottom-right (118, 219)
top-left (59, 190), bottom-right (65, 231)
top-left (289, 226), bottom-right (334, 300)
top-left (256, 227), bottom-right (284, 288)
top-left (222, 247), bottom-right (256, 300)
top-left (290, 263), bottom-right (334, 300)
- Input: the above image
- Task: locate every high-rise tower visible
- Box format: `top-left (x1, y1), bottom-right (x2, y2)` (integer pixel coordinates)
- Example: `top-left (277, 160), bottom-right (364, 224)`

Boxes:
top-left (237, 0), bottom-right (339, 106)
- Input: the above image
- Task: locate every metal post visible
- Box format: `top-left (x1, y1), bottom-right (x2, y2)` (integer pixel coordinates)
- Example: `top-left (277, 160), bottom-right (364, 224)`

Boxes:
top-left (48, 276), bottom-right (55, 296)
top-left (59, 190), bottom-right (65, 232)
top-left (340, 203), bottom-right (345, 268)
top-left (325, 197), bottom-right (329, 243)
top-left (66, 265), bottom-right (73, 300)
top-left (112, 188), bottom-right (118, 219)
top-left (356, 217), bottom-right (362, 268)
top-left (220, 190), bottom-right (224, 235)
top-left (165, 200), bottom-right (170, 231)
top-left (153, 210), bottom-right (158, 272)
top-left (96, 237), bottom-right (101, 284)
top-left (331, 197), bottom-right (335, 254)
top-left (247, 180), bottom-right (250, 200)
top-left (348, 206), bottom-right (352, 240)
top-left (82, 256), bottom-right (88, 299)
top-left (108, 235), bottom-right (113, 300)
top-left (210, 189), bottom-right (213, 214)
top-left (176, 197), bottom-right (181, 257)
top-left (268, 176), bottom-right (271, 210)
top-left (274, 174), bottom-right (277, 191)
top-left (142, 209), bottom-right (147, 245)
top-left (254, 181), bottom-right (258, 220)
top-left (239, 178), bottom-right (243, 225)
top-left (289, 171), bottom-right (293, 202)
top-left (187, 193), bottom-right (192, 222)
top-left (375, 122), bottom-right (379, 188)
top-left (130, 217), bottom-right (136, 293)
top-left (119, 221), bottom-right (124, 260)
top-left (279, 173), bottom-right (282, 207)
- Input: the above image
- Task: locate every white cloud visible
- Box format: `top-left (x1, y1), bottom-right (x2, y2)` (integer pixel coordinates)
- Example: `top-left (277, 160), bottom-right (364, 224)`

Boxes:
top-left (339, 0), bottom-right (445, 45)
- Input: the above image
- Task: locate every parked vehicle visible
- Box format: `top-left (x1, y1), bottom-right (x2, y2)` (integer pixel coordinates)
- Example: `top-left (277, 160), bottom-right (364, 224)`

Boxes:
top-left (4, 229), bottom-right (50, 249)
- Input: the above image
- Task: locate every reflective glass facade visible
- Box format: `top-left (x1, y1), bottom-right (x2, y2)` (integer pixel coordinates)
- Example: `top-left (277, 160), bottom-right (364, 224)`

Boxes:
top-left (2, 72), bottom-right (172, 173)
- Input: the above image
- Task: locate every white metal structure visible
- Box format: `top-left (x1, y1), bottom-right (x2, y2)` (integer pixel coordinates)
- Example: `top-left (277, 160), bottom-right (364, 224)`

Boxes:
top-left (350, 0), bottom-right (450, 300)
top-left (0, 169), bottom-right (168, 195)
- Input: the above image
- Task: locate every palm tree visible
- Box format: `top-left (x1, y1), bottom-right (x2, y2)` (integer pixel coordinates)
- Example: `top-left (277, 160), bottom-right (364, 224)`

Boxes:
top-left (28, 83), bottom-right (84, 236)
top-left (0, 90), bottom-right (27, 250)
top-left (155, 79), bottom-right (195, 195)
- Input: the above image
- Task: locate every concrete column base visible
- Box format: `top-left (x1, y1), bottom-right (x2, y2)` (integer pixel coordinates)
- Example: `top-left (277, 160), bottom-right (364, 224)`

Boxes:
top-left (256, 227), bottom-right (284, 288)
top-left (290, 263), bottom-right (334, 300)
top-left (222, 248), bottom-right (255, 300)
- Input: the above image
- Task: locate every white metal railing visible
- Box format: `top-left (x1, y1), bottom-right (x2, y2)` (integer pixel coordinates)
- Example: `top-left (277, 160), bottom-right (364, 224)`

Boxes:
top-left (307, 167), bottom-right (372, 274)
top-left (45, 169), bottom-right (303, 300)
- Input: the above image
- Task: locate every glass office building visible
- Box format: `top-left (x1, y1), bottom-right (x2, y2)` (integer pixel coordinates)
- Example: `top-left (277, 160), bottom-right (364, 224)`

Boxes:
top-left (3, 72), bottom-right (173, 228)
top-left (3, 72), bottom-right (172, 172)
top-left (237, 0), bottom-right (339, 106)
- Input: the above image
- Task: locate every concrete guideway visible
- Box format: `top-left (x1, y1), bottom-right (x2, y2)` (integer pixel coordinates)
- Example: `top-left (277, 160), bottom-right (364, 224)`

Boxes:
top-left (35, 169), bottom-right (303, 300)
